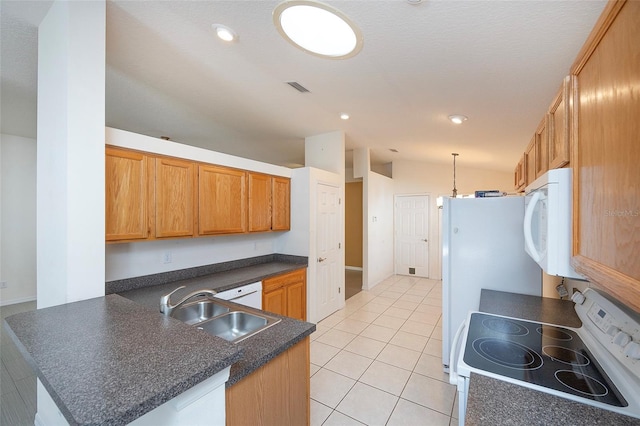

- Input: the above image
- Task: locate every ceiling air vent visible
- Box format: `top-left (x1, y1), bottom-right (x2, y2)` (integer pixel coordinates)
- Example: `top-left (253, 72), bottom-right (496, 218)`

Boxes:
top-left (286, 81), bottom-right (310, 93)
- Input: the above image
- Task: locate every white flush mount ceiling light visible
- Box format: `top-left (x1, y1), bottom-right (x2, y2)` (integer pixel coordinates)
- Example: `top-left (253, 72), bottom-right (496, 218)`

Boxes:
top-left (212, 24), bottom-right (238, 42)
top-left (273, 0), bottom-right (363, 59)
top-left (448, 114), bottom-right (468, 124)
top-left (340, 113), bottom-right (350, 120)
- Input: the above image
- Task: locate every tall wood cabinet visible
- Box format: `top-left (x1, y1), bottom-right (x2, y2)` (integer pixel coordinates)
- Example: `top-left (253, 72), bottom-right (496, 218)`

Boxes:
top-left (106, 147), bottom-right (152, 241)
top-left (570, 0), bottom-right (640, 311)
top-left (262, 269), bottom-right (307, 321)
top-left (199, 165), bottom-right (247, 235)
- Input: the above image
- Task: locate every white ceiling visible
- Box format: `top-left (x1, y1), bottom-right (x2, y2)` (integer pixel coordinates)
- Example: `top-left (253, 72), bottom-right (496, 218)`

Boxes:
top-left (1, 0), bottom-right (607, 171)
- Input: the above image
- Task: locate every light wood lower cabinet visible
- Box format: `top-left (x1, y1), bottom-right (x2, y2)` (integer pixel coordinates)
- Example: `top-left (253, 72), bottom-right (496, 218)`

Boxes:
top-left (263, 269), bottom-right (307, 321)
top-left (570, 0), bottom-right (640, 311)
top-left (226, 337), bottom-right (310, 426)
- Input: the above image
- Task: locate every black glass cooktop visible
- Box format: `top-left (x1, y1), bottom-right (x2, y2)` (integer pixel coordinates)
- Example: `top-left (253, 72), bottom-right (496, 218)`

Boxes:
top-left (463, 313), bottom-right (627, 407)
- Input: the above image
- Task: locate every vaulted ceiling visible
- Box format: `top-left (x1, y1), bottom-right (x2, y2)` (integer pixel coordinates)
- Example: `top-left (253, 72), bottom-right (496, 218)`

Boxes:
top-left (1, 0), bottom-right (606, 171)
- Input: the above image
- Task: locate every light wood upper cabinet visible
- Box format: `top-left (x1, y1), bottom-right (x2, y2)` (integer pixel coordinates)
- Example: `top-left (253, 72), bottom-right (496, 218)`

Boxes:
top-left (514, 155), bottom-right (526, 192)
top-left (524, 138), bottom-right (536, 187)
top-left (570, 0), bottom-right (640, 312)
top-left (248, 173), bottom-right (272, 232)
top-left (199, 165), bottom-right (247, 235)
top-left (106, 146), bottom-right (290, 242)
top-left (534, 116), bottom-right (548, 179)
top-left (272, 177), bottom-right (291, 231)
top-left (154, 157), bottom-right (197, 238)
top-left (106, 147), bottom-right (152, 241)
top-left (548, 76), bottom-right (572, 169)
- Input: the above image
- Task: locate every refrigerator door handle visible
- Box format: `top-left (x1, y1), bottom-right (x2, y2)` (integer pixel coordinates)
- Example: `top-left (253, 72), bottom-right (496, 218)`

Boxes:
top-left (524, 191), bottom-right (542, 262)
top-left (449, 320), bottom-right (466, 385)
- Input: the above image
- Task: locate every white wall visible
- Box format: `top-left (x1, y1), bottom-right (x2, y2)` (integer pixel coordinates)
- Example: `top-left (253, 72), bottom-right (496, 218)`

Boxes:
top-left (37, 0), bottom-right (106, 308)
top-left (364, 171), bottom-right (395, 289)
top-left (105, 128), bottom-right (293, 281)
top-left (0, 134), bottom-right (37, 305)
top-left (392, 159), bottom-right (512, 279)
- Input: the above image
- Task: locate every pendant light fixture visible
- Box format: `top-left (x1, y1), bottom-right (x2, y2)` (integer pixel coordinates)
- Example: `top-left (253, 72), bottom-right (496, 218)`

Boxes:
top-left (451, 153), bottom-right (459, 197)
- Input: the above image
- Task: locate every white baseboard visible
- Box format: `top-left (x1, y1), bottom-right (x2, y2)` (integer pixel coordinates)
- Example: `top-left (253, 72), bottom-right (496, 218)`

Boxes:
top-left (0, 295), bottom-right (37, 307)
top-left (345, 266), bottom-right (363, 271)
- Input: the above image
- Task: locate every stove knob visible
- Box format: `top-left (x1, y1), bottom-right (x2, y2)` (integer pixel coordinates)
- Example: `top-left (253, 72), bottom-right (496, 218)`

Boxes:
top-left (613, 331), bottom-right (632, 347)
top-left (624, 341), bottom-right (640, 360)
top-left (606, 325), bottom-right (621, 337)
top-left (571, 291), bottom-right (585, 305)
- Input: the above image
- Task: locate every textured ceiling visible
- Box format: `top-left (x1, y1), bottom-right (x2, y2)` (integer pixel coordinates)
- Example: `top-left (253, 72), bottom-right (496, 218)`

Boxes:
top-left (1, 0), bottom-right (607, 171)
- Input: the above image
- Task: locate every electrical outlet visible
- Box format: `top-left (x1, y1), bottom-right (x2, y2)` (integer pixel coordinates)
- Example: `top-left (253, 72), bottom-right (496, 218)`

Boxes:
top-left (163, 251), bottom-right (172, 264)
top-left (0, 281), bottom-right (7, 289)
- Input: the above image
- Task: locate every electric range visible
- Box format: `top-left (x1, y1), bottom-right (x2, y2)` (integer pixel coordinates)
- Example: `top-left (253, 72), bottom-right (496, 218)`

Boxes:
top-left (450, 288), bottom-right (640, 424)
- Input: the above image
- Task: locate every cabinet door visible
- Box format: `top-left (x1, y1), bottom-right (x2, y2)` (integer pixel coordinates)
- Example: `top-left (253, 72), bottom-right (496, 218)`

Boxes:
top-left (272, 177), bottom-right (291, 231)
top-left (524, 138), bottom-right (536, 187)
top-left (199, 165), bottom-right (247, 235)
top-left (155, 157), bottom-right (196, 238)
top-left (248, 173), bottom-right (272, 232)
top-left (534, 116), bottom-right (548, 179)
top-left (106, 147), bottom-right (152, 241)
top-left (571, 0), bottom-right (640, 311)
top-left (263, 288), bottom-right (286, 317)
top-left (286, 280), bottom-right (306, 321)
top-left (548, 76), bottom-right (572, 169)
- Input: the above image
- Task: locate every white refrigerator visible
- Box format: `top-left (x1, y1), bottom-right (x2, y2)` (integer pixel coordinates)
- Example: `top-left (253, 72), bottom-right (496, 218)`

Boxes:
top-left (441, 196), bottom-right (542, 371)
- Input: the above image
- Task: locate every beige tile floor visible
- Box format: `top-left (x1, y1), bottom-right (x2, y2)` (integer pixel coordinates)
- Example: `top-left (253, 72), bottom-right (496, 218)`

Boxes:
top-left (311, 275), bottom-right (458, 426)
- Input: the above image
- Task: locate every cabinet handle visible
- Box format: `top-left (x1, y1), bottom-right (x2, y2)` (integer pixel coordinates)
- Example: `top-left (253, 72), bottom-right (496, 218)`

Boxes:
top-left (318, 257), bottom-right (326, 263)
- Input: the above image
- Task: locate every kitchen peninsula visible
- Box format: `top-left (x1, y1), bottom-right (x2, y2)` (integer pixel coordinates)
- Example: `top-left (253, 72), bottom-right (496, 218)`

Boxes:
top-left (3, 256), bottom-right (314, 425)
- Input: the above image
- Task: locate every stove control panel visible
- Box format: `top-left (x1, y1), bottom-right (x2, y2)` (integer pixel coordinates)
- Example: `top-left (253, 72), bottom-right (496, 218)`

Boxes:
top-left (575, 289), bottom-right (640, 377)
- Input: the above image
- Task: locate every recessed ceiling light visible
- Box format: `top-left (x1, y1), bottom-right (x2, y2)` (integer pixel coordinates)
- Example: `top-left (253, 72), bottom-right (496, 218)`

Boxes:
top-left (273, 1), bottom-right (363, 59)
top-left (212, 24), bottom-right (238, 42)
top-left (448, 114), bottom-right (468, 124)
top-left (340, 113), bottom-right (350, 120)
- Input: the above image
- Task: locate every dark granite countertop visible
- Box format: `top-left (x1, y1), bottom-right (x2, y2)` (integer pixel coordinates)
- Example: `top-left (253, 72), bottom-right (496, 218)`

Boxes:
top-left (465, 289), bottom-right (640, 425)
top-left (120, 281), bottom-right (316, 387)
top-left (3, 258), bottom-right (315, 425)
top-left (3, 294), bottom-right (242, 426)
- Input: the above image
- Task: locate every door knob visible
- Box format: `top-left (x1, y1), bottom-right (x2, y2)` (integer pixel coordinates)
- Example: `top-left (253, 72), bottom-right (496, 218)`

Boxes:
top-left (318, 257), bottom-right (326, 262)
top-left (422, 239), bottom-right (428, 242)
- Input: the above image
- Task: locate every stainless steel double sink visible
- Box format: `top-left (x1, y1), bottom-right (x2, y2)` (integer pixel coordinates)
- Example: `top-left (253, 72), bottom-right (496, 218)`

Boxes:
top-left (170, 297), bottom-right (280, 343)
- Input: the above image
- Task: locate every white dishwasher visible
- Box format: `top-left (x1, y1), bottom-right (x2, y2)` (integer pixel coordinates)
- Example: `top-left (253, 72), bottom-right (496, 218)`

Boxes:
top-left (214, 281), bottom-right (262, 309)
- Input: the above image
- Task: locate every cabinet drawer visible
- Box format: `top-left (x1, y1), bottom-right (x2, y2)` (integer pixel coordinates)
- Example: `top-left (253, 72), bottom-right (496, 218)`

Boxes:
top-left (263, 269), bottom-right (306, 292)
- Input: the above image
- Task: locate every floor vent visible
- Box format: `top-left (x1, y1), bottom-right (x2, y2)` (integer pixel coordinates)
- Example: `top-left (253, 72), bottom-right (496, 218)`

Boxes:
top-left (286, 81), bottom-right (310, 93)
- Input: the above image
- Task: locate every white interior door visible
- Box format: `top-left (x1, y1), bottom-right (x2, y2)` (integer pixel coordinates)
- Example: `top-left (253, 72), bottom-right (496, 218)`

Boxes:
top-left (395, 195), bottom-right (429, 277)
top-left (316, 183), bottom-right (342, 321)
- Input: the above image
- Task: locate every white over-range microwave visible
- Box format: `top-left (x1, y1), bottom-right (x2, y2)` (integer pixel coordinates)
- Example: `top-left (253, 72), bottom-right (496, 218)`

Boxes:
top-left (523, 168), bottom-right (585, 280)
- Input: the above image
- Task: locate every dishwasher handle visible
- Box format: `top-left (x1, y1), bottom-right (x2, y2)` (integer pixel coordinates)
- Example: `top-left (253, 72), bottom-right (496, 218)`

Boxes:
top-left (449, 321), bottom-right (467, 385)
top-left (225, 290), bottom-right (258, 302)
